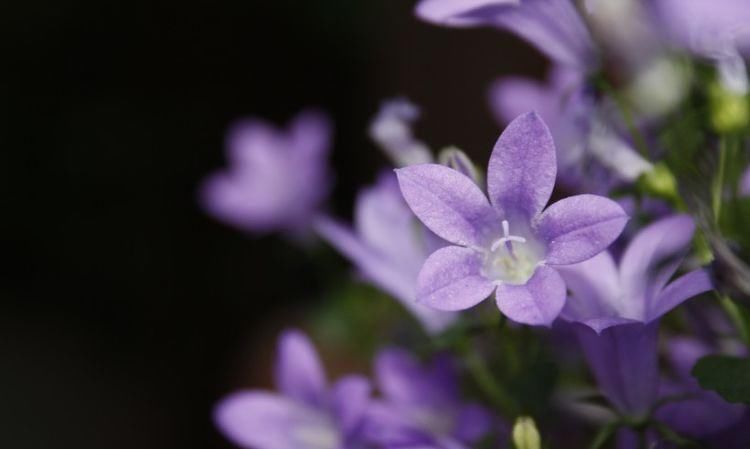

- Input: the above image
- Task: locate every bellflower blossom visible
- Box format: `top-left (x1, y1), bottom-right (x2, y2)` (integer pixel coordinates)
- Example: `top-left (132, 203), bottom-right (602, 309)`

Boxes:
top-left (490, 67), bottom-right (651, 193)
top-left (369, 98), bottom-right (433, 167)
top-left (200, 110), bottom-right (332, 234)
top-left (314, 173), bottom-right (457, 335)
top-left (415, 0), bottom-right (597, 70)
top-left (364, 348), bottom-right (494, 448)
top-left (558, 215), bottom-right (713, 417)
top-left (214, 330), bottom-right (371, 449)
top-left (651, 0), bottom-right (750, 94)
top-left (395, 112), bottom-right (628, 326)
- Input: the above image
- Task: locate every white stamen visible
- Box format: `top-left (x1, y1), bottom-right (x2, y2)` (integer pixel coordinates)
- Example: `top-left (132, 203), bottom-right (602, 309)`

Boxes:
top-left (490, 220), bottom-right (527, 251)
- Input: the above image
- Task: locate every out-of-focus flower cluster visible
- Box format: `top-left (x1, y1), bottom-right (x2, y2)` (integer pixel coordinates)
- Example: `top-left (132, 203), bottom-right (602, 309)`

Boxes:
top-left (200, 1), bottom-right (750, 448)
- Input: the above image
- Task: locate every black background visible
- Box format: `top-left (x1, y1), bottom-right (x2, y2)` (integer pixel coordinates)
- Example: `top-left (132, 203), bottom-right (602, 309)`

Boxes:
top-left (0, 1), bottom-right (543, 448)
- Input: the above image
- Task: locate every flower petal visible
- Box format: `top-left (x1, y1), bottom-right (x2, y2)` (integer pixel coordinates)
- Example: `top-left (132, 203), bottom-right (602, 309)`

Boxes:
top-left (214, 391), bottom-right (340, 449)
top-left (648, 269), bottom-right (713, 321)
top-left (375, 348), bottom-right (459, 407)
top-left (415, 0), bottom-right (518, 27)
top-left (312, 216), bottom-right (456, 334)
top-left (487, 112), bottom-right (557, 219)
top-left (495, 265), bottom-right (566, 326)
top-left (275, 330), bottom-right (327, 408)
top-left (535, 194), bottom-right (628, 265)
top-left (396, 164), bottom-right (497, 246)
top-left (416, 246), bottom-right (495, 311)
top-left (574, 322), bottom-right (659, 416)
top-left (619, 214), bottom-right (695, 303)
top-left (557, 251), bottom-right (623, 323)
top-left (331, 375), bottom-right (371, 438)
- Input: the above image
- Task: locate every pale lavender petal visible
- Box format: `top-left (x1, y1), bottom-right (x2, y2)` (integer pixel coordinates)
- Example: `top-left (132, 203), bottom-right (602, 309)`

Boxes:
top-left (331, 375), bottom-right (371, 438)
top-left (575, 322), bottom-right (660, 416)
top-left (369, 98), bottom-right (432, 167)
top-left (535, 194), bottom-right (628, 265)
top-left (487, 112), bottom-right (557, 219)
top-left (557, 252), bottom-right (622, 322)
top-left (489, 77), bottom-right (560, 129)
top-left (619, 214), bottom-right (695, 303)
top-left (414, 0), bottom-right (518, 27)
top-left (289, 109), bottom-right (332, 158)
top-left (416, 246), bottom-right (495, 311)
top-left (396, 164), bottom-right (497, 246)
top-left (313, 216), bottom-right (456, 334)
top-left (648, 269), bottom-right (713, 321)
top-left (495, 265), bottom-right (566, 326)
top-left (214, 391), bottom-right (340, 449)
top-left (275, 329), bottom-right (327, 407)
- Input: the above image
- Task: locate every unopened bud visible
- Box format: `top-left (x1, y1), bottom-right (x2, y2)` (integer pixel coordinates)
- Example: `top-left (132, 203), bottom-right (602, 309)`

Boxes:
top-left (438, 146), bottom-right (481, 185)
top-left (512, 416), bottom-right (541, 449)
top-left (709, 82), bottom-right (749, 134)
top-left (638, 162), bottom-right (678, 201)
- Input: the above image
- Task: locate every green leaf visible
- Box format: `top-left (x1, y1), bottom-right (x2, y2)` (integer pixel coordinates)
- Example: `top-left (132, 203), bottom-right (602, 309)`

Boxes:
top-left (691, 355), bottom-right (750, 404)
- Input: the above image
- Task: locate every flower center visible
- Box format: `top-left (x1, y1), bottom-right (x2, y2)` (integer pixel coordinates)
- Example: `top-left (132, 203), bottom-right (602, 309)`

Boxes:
top-left (482, 220), bottom-right (542, 285)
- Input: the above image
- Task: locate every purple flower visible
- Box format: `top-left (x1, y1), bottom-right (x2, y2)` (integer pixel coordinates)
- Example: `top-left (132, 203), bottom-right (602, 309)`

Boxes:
top-left (214, 329), bottom-right (371, 449)
top-left (415, 0), bottom-right (597, 69)
top-left (369, 99), bottom-right (433, 167)
top-left (656, 337), bottom-right (745, 438)
top-left (395, 112), bottom-right (628, 326)
top-left (313, 172), bottom-right (457, 334)
top-left (740, 165), bottom-right (750, 197)
top-left (363, 348), bottom-right (494, 448)
top-left (200, 110), bottom-right (332, 234)
top-left (490, 68), bottom-right (652, 193)
top-left (650, 0), bottom-right (750, 93)
top-left (558, 215), bottom-right (713, 416)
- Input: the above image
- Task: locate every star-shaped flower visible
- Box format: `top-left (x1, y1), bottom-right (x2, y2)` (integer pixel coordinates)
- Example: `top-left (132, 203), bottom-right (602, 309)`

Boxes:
top-left (395, 112), bottom-right (628, 326)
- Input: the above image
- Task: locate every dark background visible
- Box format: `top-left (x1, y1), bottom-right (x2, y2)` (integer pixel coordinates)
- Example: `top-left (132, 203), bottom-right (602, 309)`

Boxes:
top-left (0, 1), bottom-right (543, 448)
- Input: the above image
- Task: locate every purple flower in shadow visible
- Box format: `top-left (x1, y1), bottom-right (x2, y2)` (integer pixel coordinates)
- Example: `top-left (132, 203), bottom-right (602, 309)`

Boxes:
top-left (558, 215), bottom-right (713, 417)
top-left (200, 110), bottom-right (332, 234)
top-left (395, 112), bottom-right (628, 326)
top-left (415, 0), bottom-right (597, 70)
top-left (363, 348), bottom-right (495, 449)
top-left (656, 337), bottom-right (745, 438)
top-left (214, 330), bottom-right (370, 449)
top-left (313, 172), bottom-right (457, 334)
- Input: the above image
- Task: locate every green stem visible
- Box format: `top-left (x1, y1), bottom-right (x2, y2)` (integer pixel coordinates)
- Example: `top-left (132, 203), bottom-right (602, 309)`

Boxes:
top-left (464, 344), bottom-right (516, 415)
top-left (718, 294), bottom-right (750, 346)
top-left (713, 138), bottom-right (728, 225)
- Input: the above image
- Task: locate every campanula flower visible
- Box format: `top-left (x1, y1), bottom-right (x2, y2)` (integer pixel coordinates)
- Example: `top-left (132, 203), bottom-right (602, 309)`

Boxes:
top-left (651, 0), bottom-right (750, 94)
top-left (314, 172), bottom-right (457, 334)
top-left (200, 110), bottom-right (332, 234)
top-left (395, 112), bottom-right (628, 326)
top-left (741, 165), bottom-right (750, 197)
top-left (363, 348), bottom-right (494, 448)
top-left (558, 215), bottom-right (713, 416)
top-left (415, 0), bottom-right (597, 70)
top-left (214, 330), bottom-right (371, 449)
top-left (490, 67), bottom-right (651, 194)
top-left (370, 98), bottom-right (433, 167)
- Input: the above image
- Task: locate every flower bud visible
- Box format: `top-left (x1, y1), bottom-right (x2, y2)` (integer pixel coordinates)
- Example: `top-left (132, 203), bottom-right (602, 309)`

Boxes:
top-left (438, 146), bottom-right (482, 185)
top-left (512, 416), bottom-right (541, 449)
top-left (638, 162), bottom-right (678, 201)
top-left (709, 82), bottom-right (749, 134)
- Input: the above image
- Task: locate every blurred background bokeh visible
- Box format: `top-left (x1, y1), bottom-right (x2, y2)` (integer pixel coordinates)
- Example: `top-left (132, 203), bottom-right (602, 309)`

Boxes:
top-left (0, 1), bottom-right (544, 447)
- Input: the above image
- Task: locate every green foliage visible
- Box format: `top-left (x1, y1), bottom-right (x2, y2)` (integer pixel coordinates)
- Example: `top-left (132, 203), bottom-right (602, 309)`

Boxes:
top-left (692, 355), bottom-right (750, 404)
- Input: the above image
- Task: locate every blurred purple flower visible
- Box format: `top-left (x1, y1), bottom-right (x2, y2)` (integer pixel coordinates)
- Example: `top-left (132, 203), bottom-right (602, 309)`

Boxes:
top-left (363, 348), bottom-right (494, 448)
top-left (214, 329), bottom-right (371, 449)
top-left (558, 215), bottom-right (713, 416)
top-left (415, 0), bottom-right (597, 70)
top-left (490, 67), bottom-right (652, 194)
top-left (656, 337), bottom-right (745, 438)
top-left (650, 0), bottom-right (750, 93)
top-left (313, 172), bottom-right (457, 334)
top-left (740, 165), bottom-right (750, 197)
top-left (396, 112), bottom-right (628, 326)
top-left (370, 98), bottom-right (433, 167)
top-left (200, 110), bottom-right (332, 234)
